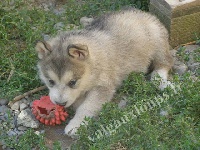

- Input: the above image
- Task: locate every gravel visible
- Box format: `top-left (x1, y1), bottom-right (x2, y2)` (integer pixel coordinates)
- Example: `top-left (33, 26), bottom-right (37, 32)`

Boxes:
top-left (172, 44), bottom-right (200, 75)
top-left (0, 99), bottom-right (9, 105)
top-left (54, 22), bottom-right (65, 30)
top-left (0, 98), bottom-right (41, 150)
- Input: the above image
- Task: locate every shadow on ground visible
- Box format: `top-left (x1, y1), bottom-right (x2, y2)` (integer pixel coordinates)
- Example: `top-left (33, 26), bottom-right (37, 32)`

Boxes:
top-left (40, 124), bottom-right (75, 149)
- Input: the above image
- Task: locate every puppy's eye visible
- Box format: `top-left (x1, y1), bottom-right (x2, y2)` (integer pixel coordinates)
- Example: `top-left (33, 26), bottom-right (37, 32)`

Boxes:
top-left (68, 80), bottom-right (77, 88)
top-left (49, 80), bottom-right (55, 86)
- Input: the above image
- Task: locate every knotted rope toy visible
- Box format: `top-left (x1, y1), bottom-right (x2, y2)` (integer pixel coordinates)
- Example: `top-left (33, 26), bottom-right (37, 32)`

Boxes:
top-left (32, 96), bottom-right (68, 125)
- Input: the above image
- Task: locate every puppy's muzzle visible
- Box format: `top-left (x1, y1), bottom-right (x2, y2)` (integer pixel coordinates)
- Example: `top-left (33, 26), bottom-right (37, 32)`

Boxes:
top-left (55, 101), bottom-right (67, 106)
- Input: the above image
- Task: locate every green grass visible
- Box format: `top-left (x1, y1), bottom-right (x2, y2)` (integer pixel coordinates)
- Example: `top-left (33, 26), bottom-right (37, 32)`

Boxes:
top-left (0, 0), bottom-right (199, 150)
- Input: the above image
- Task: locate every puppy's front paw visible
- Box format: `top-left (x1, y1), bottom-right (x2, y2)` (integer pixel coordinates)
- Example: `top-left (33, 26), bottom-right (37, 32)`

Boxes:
top-left (65, 126), bottom-right (78, 138)
top-left (64, 122), bottom-right (80, 138)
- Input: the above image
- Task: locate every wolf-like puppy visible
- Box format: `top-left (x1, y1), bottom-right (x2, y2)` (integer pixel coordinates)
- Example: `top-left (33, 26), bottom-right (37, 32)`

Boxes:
top-left (36, 8), bottom-right (173, 137)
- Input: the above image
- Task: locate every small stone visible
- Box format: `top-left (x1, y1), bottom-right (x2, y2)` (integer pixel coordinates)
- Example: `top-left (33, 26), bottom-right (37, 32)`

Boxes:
top-left (187, 54), bottom-right (195, 66)
top-left (25, 96), bottom-right (29, 99)
top-left (118, 100), bottom-right (127, 109)
top-left (40, 130), bottom-right (45, 134)
top-left (7, 130), bottom-right (17, 136)
top-left (160, 110), bottom-right (168, 116)
top-left (9, 0), bottom-right (15, 6)
top-left (11, 101), bottom-right (20, 111)
top-left (2, 145), bottom-right (7, 149)
top-left (42, 34), bottom-right (51, 41)
top-left (53, 8), bottom-right (65, 15)
top-left (40, 3), bottom-right (50, 11)
top-left (173, 64), bottom-right (188, 75)
top-left (0, 116), bottom-right (6, 121)
top-left (17, 108), bottom-right (39, 128)
top-left (34, 131), bottom-right (40, 135)
top-left (18, 126), bottom-right (27, 131)
top-left (0, 99), bottom-right (9, 105)
top-left (21, 98), bottom-right (29, 104)
top-left (0, 105), bottom-right (9, 113)
top-left (54, 22), bottom-right (64, 30)
top-left (173, 59), bottom-right (188, 75)
top-left (188, 62), bottom-right (200, 72)
top-left (184, 45), bottom-right (200, 54)
top-left (30, 101), bottom-right (33, 107)
top-left (17, 131), bottom-right (25, 136)
top-left (14, 110), bottom-right (20, 116)
top-left (20, 103), bottom-right (28, 111)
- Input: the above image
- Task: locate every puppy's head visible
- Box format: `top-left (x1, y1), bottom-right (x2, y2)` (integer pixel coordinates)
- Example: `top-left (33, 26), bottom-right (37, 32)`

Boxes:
top-left (36, 39), bottom-right (92, 107)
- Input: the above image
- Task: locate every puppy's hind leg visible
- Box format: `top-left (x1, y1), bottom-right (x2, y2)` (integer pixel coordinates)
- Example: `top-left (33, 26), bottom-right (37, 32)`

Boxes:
top-left (151, 49), bottom-right (174, 90)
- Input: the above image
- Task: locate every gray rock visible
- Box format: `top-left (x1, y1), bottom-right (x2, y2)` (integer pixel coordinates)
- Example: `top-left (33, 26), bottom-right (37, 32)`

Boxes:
top-left (42, 34), bottom-right (51, 41)
top-left (0, 105), bottom-right (10, 113)
top-left (54, 22), bottom-right (64, 30)
top-left (53, 8), bottom-right (65, 15)
top-left (2, 145), bottom-right (6, 149)
top-left (7, 130), bottom-right (17, 136)
top-left (20, 103), bottom-right (28, 111)
top-left (9, 120), bottom-right (15, 129)
top-left (9, 0), bottom-right (15, 6)
top-left (40, 3), bottom-right (50, 11)
top-left (173, 64), bottom-right (188, 75)
top-left (118, 100), bottom-right (127, 109)
top-left (17, 131), bottom-right (25, 136)
top-left (173, 60), bottom-right (188, 75)
top-left (188, 62), bottom-right (200, 72)
top-left (17, 108), bottom-right (39, 128)
top-left (18, 126), bottom-right (27, 131)
top-left (30, 101), bottom-right (33, 107)
top-left (34, 130), bottom-right (41, 135)
top-left (184, 45), bottom-right (200, 54)
top-left (14, 110), bottom-right (20, 116)
top-left (160, 110), bottom-right (168, 116)
top-left (11, 101), bottom-right (20, 111)
top-left (0, 116), bottom-right (6, 121)
top-left (0, 99), bottom-right (9, 105)
top-left (187, 54), bottom-right (195, 65)
top-left (21, 98), bottom-right (29, 105)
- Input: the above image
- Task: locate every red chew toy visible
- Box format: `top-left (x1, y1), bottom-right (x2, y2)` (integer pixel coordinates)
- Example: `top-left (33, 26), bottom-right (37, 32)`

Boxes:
top-left (32, 96), bottom-right (68, 125)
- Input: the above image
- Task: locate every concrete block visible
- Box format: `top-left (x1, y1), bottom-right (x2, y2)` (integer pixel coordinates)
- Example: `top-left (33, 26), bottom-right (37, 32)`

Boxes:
top-left (150, 0), bottom-right (200, 48)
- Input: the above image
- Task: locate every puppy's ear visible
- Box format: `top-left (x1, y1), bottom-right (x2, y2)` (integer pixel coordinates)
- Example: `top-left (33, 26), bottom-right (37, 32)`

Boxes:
top-left (35, 41), bottom-right (52, 59)
top-left (68, 44), bottom-right (89, 60)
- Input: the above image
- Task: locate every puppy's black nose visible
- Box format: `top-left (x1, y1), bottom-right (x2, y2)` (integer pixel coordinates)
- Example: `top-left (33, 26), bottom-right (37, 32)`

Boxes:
top-left (55, 102), bottom-right (67, 106)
